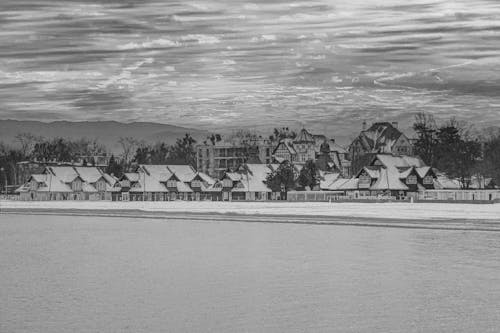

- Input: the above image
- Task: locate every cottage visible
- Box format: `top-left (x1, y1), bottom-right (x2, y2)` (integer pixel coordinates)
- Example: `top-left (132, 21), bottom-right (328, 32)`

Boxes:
top-left (217, 163), bottom-right (280, 201)
top-left (16, 166), bottom-right (117, 201)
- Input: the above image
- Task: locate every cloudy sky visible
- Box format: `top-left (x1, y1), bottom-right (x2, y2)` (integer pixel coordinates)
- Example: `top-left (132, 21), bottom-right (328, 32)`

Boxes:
top-left (1, 0), bottom-right (500, 139)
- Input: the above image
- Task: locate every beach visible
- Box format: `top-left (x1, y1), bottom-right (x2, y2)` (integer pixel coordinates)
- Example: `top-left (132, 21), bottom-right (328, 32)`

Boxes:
top-left (1, 200), bottom-right (499, 231)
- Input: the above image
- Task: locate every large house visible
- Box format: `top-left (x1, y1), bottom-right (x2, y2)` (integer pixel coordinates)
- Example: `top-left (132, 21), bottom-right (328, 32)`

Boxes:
top-left (16, 166), bottom-right (119, 201)
top-left (349, 121), bottom-right (414, 156)
top-left (321, 154), bottom-right (437, 199)
top-left (196, 136), bottom-right (274, 179)
top-left (273, 128), bottom-right (351, 176)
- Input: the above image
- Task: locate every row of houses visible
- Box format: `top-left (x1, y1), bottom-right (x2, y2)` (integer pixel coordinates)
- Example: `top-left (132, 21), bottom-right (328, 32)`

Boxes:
top-left (17, 153), bottom-right (498, 202)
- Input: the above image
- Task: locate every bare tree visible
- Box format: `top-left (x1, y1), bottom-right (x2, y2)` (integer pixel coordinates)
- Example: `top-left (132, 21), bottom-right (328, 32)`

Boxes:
top-left (118, 137), bottom-right (139, 164)
top-left (15, 132), bottom-right (42, 158)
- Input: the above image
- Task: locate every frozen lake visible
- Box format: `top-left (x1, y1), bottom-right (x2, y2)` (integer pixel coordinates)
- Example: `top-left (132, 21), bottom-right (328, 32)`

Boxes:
top-left (1, 214), bottom-right (499, 332)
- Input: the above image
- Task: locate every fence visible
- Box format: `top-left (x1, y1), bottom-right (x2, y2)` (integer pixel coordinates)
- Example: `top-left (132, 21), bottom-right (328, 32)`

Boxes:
top-left (418, 190), bottom-right (500, 202)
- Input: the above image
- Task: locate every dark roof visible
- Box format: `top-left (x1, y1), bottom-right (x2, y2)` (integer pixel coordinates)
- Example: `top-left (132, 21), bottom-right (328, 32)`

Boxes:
top-left (356, 122), bottom-right (404, 152)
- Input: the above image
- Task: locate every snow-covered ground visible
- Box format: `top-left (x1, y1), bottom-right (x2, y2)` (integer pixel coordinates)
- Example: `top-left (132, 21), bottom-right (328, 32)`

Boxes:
top-left (1, 200), bottom-right (500, 221)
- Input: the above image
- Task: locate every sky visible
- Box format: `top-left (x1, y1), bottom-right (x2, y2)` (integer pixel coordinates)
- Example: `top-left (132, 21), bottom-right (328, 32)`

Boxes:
top-left (1, 0), bottom-right (500, 140)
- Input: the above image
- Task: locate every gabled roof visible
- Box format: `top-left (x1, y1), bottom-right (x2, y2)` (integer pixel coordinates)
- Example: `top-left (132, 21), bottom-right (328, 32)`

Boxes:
top-left (370, 168), bottom-right (409, 191)
top-left (363, 166), bottom-right (380, 179)
top-left (415, 166), bottom-right (431, 178)
top-left (356, 122), bottom-right (406, 153)
top-left (46, 166), bottom-right (80, 183)
top-left (129, 173), bottom-right (169, 193)
top-left (195, 172), bottom-right (216, 185)
top-left (74, 167), bottom-right (105, 184)
top-left (123, 173), bottom-right (139, 182)
top-left (166, 165), bottom-right (196, 183)
top-left (139, 165), bottom-right (173, 182)
top-left (29, 174), bottom-right (73, 192)
top-left (374, 154), bottom-right (425, 169)
top-left (294, 128), bottom-right (315, 143)
top-left (319, 172), bottom-right (341, 190)
top-left (273, 139), bottom-right (297, 155)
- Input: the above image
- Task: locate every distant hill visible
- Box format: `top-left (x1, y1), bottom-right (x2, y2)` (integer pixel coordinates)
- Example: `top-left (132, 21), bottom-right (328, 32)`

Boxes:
top-left (0, 120), bottom-right (209, 154)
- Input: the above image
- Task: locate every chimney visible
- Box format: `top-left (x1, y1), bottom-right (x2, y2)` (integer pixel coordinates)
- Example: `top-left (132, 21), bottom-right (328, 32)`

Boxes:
top-left (362, 120), bottom-right (367, 131)
top-left (392, 121), bottom-right (398, 129)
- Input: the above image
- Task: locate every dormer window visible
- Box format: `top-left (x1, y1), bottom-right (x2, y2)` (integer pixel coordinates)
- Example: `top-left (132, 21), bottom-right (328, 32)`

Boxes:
top-left (222, 179), bottom-right (233, 187)
top-left (166, 180), bottom-right (177, 188)
top-left (423, 176), bottom-right (433, 185)
top-left (407, 175), bottom-right (417, 184)
top-left (191, 180), bottom-right (201, 188)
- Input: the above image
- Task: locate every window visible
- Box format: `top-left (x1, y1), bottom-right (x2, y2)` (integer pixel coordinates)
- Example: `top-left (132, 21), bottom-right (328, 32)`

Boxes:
top-left (423, 176), bottom-right (433, 185)
top-left (166, 180), bottom-right (177, 188)
top-left (407, 175), bottom-right (417, 184)
top-left (359, 175), bottom-right (371, 188)
top-left (222, 179), bottom-right (233, 187)
top-left (191, 180), bottom-right (201, 188)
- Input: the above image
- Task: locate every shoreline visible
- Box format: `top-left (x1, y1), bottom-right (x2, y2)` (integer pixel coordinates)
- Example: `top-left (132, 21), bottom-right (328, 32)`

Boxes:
top-left (1, 200), bottom-right (500, 231)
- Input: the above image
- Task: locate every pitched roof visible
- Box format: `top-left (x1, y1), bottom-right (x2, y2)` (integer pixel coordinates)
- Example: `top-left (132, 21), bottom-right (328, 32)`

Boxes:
top-left (166, 165), bottom-right (196, 182)
top-left (370, 168), bottom-right (409, 191)
top-left (294, 128), bottom-right (315, 143)
top-left (74, 167), bottom-right (105, 183)
top-left (46, 166), bottom-right (79, 183)
top-left (195, 172), bottom-right (216, 185)
top-left (123, 173), bottom-right (140, 182)
top-left (32, 174), bottom-right (73, 192)
top-left (356, 122), bottom-right (405, 153)
top-left (139, 165), bottom-right (173, 182)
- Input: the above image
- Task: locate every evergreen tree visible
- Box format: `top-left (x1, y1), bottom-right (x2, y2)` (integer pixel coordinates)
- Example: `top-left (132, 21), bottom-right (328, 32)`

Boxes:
top-left (106, 154), bottom-right (123, 178)
top-left (297, 159), bottom-right (319, 190)
top-left (265, 160), bottom-right (296, 199)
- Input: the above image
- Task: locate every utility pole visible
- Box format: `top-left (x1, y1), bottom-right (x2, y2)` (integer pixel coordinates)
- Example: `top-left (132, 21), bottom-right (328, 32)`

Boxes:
top-left (0, 167), bottom-right (7, 196)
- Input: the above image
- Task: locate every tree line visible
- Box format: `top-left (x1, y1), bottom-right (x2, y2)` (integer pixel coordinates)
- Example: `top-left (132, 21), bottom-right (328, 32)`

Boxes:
top-left (412, 113), bottom-right (500, 189)
top-left (0, 133), bottom-right (198, 191)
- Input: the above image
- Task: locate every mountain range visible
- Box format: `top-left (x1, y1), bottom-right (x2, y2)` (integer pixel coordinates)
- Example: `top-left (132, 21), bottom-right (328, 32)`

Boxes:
top-left (0, 120), bottom-right (210, 154)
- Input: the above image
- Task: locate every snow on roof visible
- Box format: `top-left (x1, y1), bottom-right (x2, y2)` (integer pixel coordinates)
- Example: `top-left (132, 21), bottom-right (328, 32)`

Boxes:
top-left (226, 172), bottom-right (242, 181)
top-left (371, 168), bottom-right (409, 191)
top-left (47, 166), bottom-right (79, 183)
top-left (140, 165), bottom-right (173, 182)
top-left (336, 178), bottom-right (359, 190)
top-left (415, 166), bottom-right (431, 178)
top-left (397, 167), bottom-right (413, 179)
top-left (196, 172), bottom-right (216, 185)
top-left (102, 173), bottom-right (118, 185)
top-left (230, 164), bottom-right (274, 192)
top-left (434, 176), bottom-right (461, 190)
top-left (124, 173), bottom-right (140, 182)
top-left (74, 167), bottom-right (104, 183)
top-left (363, 166), bottom-right (380, 179)
top-left (320, 172), bottom-right (341, 190)
top-left (130, 173), bottom-right (169, 192)
top-left (166, 165), bottom-right (196, 182)
top-left (38, 175), bottom-right (73, 192)
top-left (31, 174), bottom-right (48, 182)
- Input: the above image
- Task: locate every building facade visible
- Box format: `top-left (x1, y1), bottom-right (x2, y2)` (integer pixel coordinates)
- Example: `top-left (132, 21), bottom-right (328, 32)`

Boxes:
top-left (196, 137), bottom-right (273, 179)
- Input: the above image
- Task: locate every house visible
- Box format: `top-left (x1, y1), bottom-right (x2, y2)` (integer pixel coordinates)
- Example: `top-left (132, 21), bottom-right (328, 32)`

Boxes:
top-left (217, 163), bottom-right (280, 201)
top-left (196, 136), bottom-right (274, 179)
top-left (349, 121), bottom-right (414, 175)
top-left (273, 128), bottom-right (350, 176)
top-left (353, 154), bottom-right (436, 199)
top-left (15, 166), bottom-right (117, 201)
top-left (118, 165), bottom-right (217, 201)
